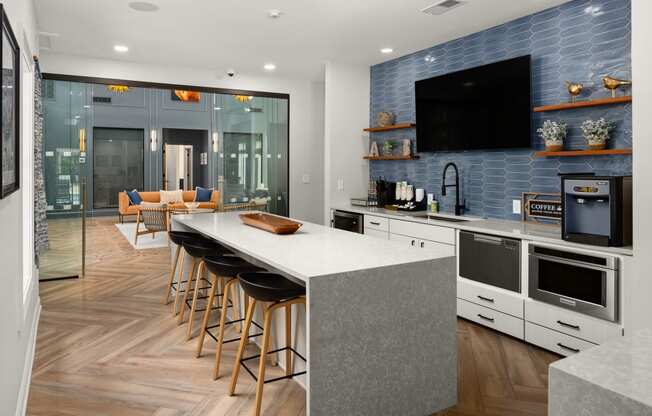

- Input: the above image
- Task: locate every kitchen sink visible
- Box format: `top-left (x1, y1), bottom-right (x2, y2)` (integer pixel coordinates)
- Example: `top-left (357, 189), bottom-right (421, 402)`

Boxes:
top-left (413, 214), bottom-right (470, 222)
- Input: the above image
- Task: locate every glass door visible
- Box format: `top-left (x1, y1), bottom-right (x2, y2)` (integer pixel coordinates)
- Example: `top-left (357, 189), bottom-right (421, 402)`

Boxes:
top-left (39, 80), bottom-right (88, 280)
top-left (214, 94), bottom-right (289, 215)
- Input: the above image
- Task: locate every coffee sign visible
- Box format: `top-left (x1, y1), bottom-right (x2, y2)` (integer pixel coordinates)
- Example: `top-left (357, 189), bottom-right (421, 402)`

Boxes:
top-left (522, 192), bottom-right (562, 222)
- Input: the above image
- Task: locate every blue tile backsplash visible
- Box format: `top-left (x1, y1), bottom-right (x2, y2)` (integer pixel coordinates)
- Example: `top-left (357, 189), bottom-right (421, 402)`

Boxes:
top-left (369, 0), bottom-right (632, 220)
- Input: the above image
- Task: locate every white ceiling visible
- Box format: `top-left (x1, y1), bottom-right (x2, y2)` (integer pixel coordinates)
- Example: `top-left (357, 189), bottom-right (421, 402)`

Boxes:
top-left (35, 0), bottom-right (573, 81)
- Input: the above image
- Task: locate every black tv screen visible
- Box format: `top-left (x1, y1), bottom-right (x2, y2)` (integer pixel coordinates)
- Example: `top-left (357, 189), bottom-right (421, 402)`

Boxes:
top-left (415, 55), bottom-right (532, 152)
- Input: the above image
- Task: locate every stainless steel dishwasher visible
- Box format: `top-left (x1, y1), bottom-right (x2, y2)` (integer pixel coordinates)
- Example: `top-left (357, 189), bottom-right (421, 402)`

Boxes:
top-left (459, 231), bottom-right (521, 292)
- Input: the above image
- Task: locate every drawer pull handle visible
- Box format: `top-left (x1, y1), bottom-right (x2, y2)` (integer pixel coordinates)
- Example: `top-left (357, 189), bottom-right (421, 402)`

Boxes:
top-left (557, 320), bottom-right (581, 330)
top-left (557, 342), bottom-right (580, 353)
top-left (411, 240), bottom-right (416, 246)
top-left (477, 314), bottom-right (495, 322)
top-left (420, 241), bottom-right (425, 248)
top-left (370, 221), bottom-right (381, 226)
top-left (477, 295), bottom-right (495, 303)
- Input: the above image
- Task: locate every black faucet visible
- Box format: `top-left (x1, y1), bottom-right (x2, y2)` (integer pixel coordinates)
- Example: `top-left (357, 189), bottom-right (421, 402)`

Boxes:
top-left (441, 162), bottom-right (465, 216)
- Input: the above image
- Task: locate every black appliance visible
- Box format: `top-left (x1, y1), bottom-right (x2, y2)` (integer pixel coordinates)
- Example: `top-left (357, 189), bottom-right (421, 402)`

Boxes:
top-left (561, 175), bottom-right (632, 247)
top-left (459, 231), bottom-right (521, 293)
top-left (415, 55), bottom-right (532, 152)
top-left (332, 210), bottom-right (363, 234)
top-left (375, 179), bottom-right (396, 208)
top-left (529, 244), bottom-right (618, 322)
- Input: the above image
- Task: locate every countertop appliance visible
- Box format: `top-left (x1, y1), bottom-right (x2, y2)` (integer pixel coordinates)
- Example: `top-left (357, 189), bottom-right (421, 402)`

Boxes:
top-left (561, 175), bottom-right (632, 247)
top-left (529, 244), bottom-right (618, 322)
top-left (332, 210), bottom-right (363, 234)
top-left (415, 55), bottom-right (531, 152)
top-left (459, 231), bottom-right (521, 293)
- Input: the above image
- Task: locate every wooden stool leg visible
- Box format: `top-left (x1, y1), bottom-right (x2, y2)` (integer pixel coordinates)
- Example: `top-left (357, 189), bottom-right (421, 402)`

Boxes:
top-left (231, 280), bottom-right (242, 333)
top-left (213, 278), bottom-right (237, 380)
top-left (229, 299), bottom-right (257, 396)
top-left (254, 306), bottom-right (274, 416)
top-left (187, 261), bottom-right (206, 339)
top-left (177, 258), bottom-right (197, 325)
top-left (196, 274), bottom-right (218, 358)
top-left (172, 249), bottom-right (186, 315)
top-left (163, 244), bottom-right (181, 304)
top-left (267, 302), bottom-right (278, 367)
top-left (285, 304), bottom-right (292, 376)
top-left (243, 295), bottom-right (250, 345)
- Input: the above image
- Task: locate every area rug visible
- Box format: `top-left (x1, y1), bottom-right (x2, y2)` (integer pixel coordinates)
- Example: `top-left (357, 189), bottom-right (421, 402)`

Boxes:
top-left (114, 223), bottom-right (169, 249)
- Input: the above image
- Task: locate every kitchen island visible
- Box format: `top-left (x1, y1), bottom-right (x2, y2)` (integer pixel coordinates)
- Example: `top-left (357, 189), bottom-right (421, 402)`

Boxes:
top-left (172, 211), bottom-right (457, 416)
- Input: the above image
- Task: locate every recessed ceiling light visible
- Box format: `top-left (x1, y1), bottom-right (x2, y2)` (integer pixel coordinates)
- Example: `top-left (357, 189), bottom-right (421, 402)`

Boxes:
top-left (128, 1), bottom-right (159, 12)
top-left (264, 63), bottom-right (276, 71)
top-left (114, 45), bottom-right (129, 53)
top-left (268, 9), bottom-right (282, 19)
top-left (381, 48), bottom-right (394, 54)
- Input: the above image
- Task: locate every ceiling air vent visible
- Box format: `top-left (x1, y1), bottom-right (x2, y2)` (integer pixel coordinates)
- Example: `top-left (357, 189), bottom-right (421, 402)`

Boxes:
top-left (421, 0), bottom-right (465, 15)
top-left (38, 32), bottom-right (59, 50)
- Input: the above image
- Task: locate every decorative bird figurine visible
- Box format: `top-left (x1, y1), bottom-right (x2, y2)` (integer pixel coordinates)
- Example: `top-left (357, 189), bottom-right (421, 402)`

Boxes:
top-left (565, 81), bottom-right (584, 103)
top-left (602, 75), bottom-right (632, 98)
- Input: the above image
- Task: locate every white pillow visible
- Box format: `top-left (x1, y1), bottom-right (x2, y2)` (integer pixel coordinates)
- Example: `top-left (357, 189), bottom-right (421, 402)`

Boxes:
top-left (160, 190), bottom-right (184, 204)
top-left (140, 201), bottom-right (165, 209)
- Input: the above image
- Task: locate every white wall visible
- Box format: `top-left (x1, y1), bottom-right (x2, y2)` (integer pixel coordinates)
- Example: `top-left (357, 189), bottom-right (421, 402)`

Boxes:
top-left (323, 62), bottom-right (370, 223)
top-left (0, 1), bottom-right (41, 416)
top-left (39, 52), bottom-right (325, 224)
top-left (631, 0), bottom-right (652, 332)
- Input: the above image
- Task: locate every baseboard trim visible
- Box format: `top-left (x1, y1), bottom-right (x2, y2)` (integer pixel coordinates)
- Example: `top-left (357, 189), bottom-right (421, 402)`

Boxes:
top-left (15, 297), bottom-right (41, 416)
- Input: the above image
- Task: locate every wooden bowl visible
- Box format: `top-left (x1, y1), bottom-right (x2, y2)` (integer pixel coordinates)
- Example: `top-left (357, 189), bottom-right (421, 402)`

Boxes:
top-left (239, 213), bottom-right (302, 235)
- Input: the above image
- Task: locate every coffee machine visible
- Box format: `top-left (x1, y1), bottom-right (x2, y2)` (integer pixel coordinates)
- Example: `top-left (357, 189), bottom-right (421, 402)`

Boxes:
top-left (561, 175), bottom-right (632, 247)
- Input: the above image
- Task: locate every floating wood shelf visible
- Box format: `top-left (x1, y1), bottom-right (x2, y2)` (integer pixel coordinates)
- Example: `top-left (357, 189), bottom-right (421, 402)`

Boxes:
top-left (364, 155), bottom-right (420, 161)
top-left (363, 123), bottom-right (416, 132)
top-left (534, 148), bottom-right (632, 157)
top-left (534, 96), bottom-right (632, 112)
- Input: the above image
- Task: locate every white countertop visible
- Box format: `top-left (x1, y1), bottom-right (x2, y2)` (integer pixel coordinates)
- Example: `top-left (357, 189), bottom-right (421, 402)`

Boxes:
top-left (551, 328), bottom-right (652, 409)
top-left (174, 212), bottom-right (449, 282)
top-left (333, 205), bottom-right (634, 257)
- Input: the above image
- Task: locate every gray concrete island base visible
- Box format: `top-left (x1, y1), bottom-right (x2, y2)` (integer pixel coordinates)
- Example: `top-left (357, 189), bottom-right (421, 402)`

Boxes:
top-left (308, 257), bottom-right (457, 415)
top-left (172, 213), bottom-right (458, 415)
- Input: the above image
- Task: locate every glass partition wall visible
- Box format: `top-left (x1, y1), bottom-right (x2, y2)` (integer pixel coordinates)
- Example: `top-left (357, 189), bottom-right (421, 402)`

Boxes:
top-left (39, 79), bottom-right (290, 279)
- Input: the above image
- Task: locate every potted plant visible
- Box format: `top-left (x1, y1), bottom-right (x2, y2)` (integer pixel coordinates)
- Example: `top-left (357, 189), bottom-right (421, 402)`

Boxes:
top-left (581, 118), bottom-right (615, 150)
top-left (537, 120), bottom-right (567, 152)
top-left (382, 140), bottom-right (396, 156)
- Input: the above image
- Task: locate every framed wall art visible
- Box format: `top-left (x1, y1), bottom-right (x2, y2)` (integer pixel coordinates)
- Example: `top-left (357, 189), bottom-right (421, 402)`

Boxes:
top-left (0, 4), bottom-right (20, 199)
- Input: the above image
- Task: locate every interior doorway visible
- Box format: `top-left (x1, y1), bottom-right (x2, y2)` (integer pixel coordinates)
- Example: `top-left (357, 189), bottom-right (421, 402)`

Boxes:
top-left (162, 128), bottom-right (208, 191)
top-left (164, 144), bottom-right (193, 190)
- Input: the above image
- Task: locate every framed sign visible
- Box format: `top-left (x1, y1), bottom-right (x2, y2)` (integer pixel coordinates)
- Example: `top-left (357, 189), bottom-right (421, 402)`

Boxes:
top-left (522, 192), bottom-right (562, 222)
top-left (0, 5), bottom-right (20, 199)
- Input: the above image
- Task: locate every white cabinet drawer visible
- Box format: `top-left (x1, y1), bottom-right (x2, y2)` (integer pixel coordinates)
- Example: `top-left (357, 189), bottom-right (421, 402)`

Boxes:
top-left (364, 228), bottom-right (389, 240)
top-left (364, 215), bottom-right (389, 232)
top-left (420, 239), bottom-right (455, 258)
top-left (525, 322), bottom-right (596, 357)
top-left (389, 233), bottom-right (418, 247)
top-left (458, 299), bottom-right (524, 339)
top-left (459, 278), bottom-right (524, 318)
top-left (389, 219), bottom-right (455, 245)
top-left (525, 300), bottom-right (622, 344)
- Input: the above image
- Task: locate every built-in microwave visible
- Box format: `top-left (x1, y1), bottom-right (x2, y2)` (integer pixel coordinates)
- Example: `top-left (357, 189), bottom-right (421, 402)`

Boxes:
top-left (528, 244), bottom-right (618, 322)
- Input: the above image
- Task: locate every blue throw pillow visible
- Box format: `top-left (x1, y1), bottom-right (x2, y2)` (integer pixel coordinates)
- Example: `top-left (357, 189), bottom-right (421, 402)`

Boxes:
top-left (126, 189), bottom-right (143, 205)
top-left (195, 187), bottom-right (213, 202)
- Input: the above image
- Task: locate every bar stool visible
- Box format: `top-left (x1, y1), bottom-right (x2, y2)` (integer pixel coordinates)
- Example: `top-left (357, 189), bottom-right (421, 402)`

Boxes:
top-left (178, 239), bottom-right (231, 339)
top-left (164, 231), bottom-right (207, 311)
top-left (195, 255), bottom-right (266, 379)
top-left (229, 272), bottom-right (307, 416)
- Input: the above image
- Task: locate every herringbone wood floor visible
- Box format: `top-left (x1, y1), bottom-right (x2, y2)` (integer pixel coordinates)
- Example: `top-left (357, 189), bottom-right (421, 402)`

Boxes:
top-left (28, 217), bottom-right (559, 416)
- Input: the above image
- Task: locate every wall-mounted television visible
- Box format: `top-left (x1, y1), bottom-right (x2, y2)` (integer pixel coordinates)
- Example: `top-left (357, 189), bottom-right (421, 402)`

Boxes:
top-left (415, 55), bottom-right (532, 152)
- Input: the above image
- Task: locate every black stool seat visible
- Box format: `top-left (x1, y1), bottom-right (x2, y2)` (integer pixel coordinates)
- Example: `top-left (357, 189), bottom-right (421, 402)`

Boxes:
top-left (168, 231), bottom-right (207, 246)
top-left (204, 255), bottom-right (265, 278)
top-left (183, 239), bottom-right (231, 258)
top-left (238, 272), bottom-right (305, 302)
